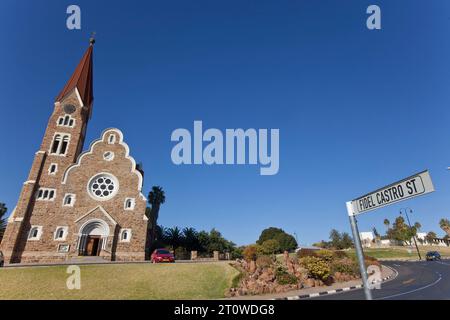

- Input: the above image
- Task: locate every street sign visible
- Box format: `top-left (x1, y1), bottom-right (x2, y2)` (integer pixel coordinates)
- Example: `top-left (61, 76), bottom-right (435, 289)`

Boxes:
top-left (349, 170), bottom-right (434, 216)
top-left (345, 169), bottom-right (435, 300)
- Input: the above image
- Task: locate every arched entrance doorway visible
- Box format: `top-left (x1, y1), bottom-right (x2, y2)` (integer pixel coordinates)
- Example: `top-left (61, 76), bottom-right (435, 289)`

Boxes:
top-left (78, 219), bottom-right (110, 256)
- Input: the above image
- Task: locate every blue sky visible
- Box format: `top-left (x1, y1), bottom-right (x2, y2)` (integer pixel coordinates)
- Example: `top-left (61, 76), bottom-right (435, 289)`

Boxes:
top-left (1, 0), bottom-right (450, 245)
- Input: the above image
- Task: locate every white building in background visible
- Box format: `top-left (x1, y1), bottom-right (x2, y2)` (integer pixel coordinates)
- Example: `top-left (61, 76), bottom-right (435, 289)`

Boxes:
top-left (415, 232), bottom-right (427, 243)
top-left (359, 231), bottom-right (375, 247)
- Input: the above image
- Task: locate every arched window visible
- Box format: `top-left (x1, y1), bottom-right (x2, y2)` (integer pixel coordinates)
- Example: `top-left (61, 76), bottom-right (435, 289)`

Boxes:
top-left (51, 134), bottom-right (70, 155)
top-left (36, 188), bottom-right (56, 201)
top-left (108, 134), bottom-right (116, 144)
top-left (48, 163), bottom-right (58, 175)
top-left (51, 135), bottom-right (61, 154)
top-left (57, 115), bottom-right (75, 128)
top-left (60, 136), bottom-right (69, 154)
top-left (54, 227), bottom-right (68, 241)
top-left (63, 194), bottom-right (75, 206)
top-left (124, 198), bottom-right (135, 210)
top-left (120, 229), bottom-right (131, 242)
top-left (28, 226), bottom-right (42, 240)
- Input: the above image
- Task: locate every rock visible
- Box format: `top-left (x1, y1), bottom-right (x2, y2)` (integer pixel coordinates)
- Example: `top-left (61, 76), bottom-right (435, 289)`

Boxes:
top-left (249, 260), bottom-right (256, 273)
top-left (304, 278), bottom-right (315, 288)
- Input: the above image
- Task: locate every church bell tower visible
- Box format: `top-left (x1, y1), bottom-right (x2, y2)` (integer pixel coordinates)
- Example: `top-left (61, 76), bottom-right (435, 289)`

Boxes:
top-left (0, 38), bottom-right (95, 263)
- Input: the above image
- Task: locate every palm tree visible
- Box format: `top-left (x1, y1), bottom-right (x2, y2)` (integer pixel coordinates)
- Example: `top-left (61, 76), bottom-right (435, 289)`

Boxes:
top-left (426, 231), bottom-right (437, 245)
top-left (0, 203), bottom-right (7, 243)
top-left (383, 219), bottom-right (390, 231)
top-left (164, 227), bottom-right (183, 250)
top-left (414, 222), bottom-right (422, 232)
top-left (182, 227), bottom-right (199, 251)
top-left (147, 186), bottom-right (166, 245)
top-left (439, 218), bottom-right (450, 236)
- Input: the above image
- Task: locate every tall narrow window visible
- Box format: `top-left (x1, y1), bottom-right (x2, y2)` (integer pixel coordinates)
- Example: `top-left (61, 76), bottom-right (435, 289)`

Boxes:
top-left (36, 188), bottom-right (56, 201)
top-left (51, 135), bottom-right (61, 154)
top-left (108, 134), bottom-right (116, 144)
top-left (49, 163), bottom-right (58, 175)
top-left (60, 136), bottom-right (69, 155)
top-left (57, 115), bottom-right (75, 128)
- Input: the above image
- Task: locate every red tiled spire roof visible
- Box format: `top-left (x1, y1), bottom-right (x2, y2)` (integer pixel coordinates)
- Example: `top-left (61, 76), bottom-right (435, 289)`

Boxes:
top-left (55, 40), bottom-right (94, 107)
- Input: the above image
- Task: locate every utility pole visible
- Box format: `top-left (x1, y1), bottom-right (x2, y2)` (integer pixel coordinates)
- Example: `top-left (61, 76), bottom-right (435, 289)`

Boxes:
top-left (400, 208), bottom-right (422, 260)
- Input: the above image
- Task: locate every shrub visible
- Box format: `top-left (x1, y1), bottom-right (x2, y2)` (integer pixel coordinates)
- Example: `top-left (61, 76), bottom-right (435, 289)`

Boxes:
top-left (256, 255), bottom-right (273, 268)
top-left (333, 250), bottom-right (349, 259)
top-left (231, 247), bottom-right (244, 260)
top-left (331, 258), bottom-right (359, 276)
top-left (296, 249), bottom-right (317, 259)
top-left (243, 244), bottom-right (263, 261)
top-left (276, 272), bottom-right (298, 285)
top-left (316, 249), bottom-right (334, 263)
top-left (274, 262), bottom-right (298, 285)
top-left (261, 239), bottom-right (280, 255)
top-left (300, 256), bottom-right (331, 281)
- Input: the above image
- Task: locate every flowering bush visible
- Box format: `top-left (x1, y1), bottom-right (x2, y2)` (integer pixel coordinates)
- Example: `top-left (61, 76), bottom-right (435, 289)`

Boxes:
top-left (315, 249), bottom-right (334, 263)
top-left (300, 256), bottom-right (331, 281)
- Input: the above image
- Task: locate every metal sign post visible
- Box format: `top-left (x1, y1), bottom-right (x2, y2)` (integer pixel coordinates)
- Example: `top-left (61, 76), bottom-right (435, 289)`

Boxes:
top-left (347, 202), bottom-right (372, 300)
top-left (346, 170), bottom-right (435, 300)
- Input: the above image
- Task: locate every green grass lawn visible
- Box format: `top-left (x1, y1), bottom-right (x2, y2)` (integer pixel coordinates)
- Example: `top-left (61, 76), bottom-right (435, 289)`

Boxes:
top-left (0, 262), bottom-right (239, 300)
top-left (348, 246), bottom-right (450, 259)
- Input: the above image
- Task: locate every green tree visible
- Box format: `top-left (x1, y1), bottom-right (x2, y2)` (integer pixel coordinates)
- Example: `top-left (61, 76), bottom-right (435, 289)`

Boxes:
top-left (147, 186), bottom-right (166, 246)
top-left (414, 222), bottom-right (422, 232)
top-left (182, 227), bottom-right (200, 251)
top-left (0, 203), bottom-right (7, 243)
top-left (387, 216), bottom-right (413, 245)
top-left (372, 227), bottom-right (380, 239)
top-left (164, 226), bottom-right (183, 250)
top-left (341, 232), bottom-right (354, 248)
top-left (383, 219), bottom-right (390, 231)
top-left (257, 227), bottom-right (297, 252)
top-left (328, 229), bottom-right (353, 249)
top-left (261, 239), bottom-right (280, 256)
top-left (426, 231), bottom-right (437, 245)
top-left (439, 218), bottom-right (450, 236)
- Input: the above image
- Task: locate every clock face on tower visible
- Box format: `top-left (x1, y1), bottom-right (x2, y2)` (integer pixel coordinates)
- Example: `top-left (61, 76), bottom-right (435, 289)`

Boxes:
top-left (63, 104), bottom-right (76, 114)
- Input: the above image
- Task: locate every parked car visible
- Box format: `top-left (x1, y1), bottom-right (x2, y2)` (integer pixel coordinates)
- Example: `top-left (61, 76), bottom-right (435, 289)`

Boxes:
top-left (151, 248), bottom-right (175, 263)
top-left (426, 251), bottom-right (441, 261)
top-left (0, 251), bottom-right (4, 267)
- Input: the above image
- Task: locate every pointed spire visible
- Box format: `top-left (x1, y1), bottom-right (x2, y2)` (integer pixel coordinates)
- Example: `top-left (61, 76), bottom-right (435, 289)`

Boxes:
top-left (56, 37), bottom-right (94, 107)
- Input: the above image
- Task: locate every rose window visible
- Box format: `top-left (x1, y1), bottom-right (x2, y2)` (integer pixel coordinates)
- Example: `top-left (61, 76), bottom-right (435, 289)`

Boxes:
top-left (88, 174), bottom-right (118, 200)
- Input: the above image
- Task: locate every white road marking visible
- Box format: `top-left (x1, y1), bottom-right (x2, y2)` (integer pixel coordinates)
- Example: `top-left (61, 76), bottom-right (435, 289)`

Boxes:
top-left (376, 271), bottom-right (442, 300)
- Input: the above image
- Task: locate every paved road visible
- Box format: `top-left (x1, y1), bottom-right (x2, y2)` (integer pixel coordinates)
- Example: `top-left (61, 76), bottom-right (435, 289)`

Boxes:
top-left (311, 260), bottom-right (450, 300)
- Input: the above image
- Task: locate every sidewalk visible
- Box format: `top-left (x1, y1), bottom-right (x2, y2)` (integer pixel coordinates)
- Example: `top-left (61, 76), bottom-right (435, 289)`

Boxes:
top-left (226, 265), bottom-right (395, 300)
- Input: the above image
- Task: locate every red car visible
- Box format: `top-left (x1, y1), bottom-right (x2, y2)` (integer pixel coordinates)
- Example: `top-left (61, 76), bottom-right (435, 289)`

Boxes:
top-left (151, 248), bottom-right (175, 263)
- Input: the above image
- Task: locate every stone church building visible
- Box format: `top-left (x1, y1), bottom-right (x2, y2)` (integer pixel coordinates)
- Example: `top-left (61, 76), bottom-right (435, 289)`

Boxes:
top-left (0, 39), bottom-right (149, 264)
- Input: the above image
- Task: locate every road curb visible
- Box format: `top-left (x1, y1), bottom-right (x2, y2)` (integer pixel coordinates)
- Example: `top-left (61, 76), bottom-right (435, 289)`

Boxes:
top-left (275, 265), bottom-right (397, 300)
